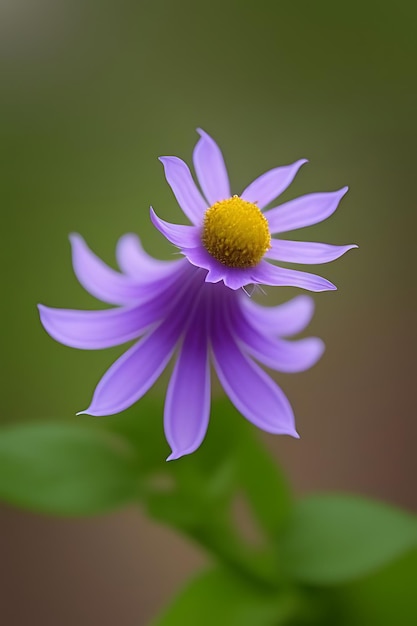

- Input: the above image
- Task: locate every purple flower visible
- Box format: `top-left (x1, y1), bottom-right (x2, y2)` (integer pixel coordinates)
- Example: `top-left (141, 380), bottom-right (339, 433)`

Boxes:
top-left (39, 129), bottom-right (355, 459)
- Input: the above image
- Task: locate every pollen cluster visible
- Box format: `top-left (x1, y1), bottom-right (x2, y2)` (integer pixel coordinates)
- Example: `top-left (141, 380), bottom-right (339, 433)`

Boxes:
top-left (202, 196), bottom-right (271, 268)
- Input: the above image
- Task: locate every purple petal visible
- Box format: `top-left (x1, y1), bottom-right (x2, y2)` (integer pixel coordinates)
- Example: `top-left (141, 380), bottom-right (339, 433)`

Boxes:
top-left (38, 304), bottom-right (147, 349)
top-left (159, 156), bottom-right (208, 225)
top-left (37, 270), bottom-right (188, 350)
top-left (116, 233), bottom-right (176, 278)
top-left (183, 245), bottom-right (224, 279)
top-left (265, 187), bottom-right (348, 234)
top-left (232, 306), bottom-right (324, 372)
top-left (150, 208), bottom-right (201, 250)
top-left (240, 295), bottom-right (315, 337)
top-left (184, 245), bottom-right (258, 290)
top-left (192, 128), bottom-right (231, 204)
top-left (164, 318), bottom-right (210, 460)
top-left (79, 318), bottom-right (182, 416)
top-left (211, 310), bottom-right (298, 437)
top-left (241, 159), bottom-right (307, 209)
top-left (253, 261), bottom-right (337, 292)
top-left (266, 240), bottom-right (358, 264)
top-left (69, 234), bottom-right (143, 305)
top-left (248, 336), bottom-right (325, 372)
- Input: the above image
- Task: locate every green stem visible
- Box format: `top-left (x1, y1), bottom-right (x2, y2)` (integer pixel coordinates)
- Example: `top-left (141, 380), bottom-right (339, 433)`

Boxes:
top-left (186, 516), bottom-right (279, 590)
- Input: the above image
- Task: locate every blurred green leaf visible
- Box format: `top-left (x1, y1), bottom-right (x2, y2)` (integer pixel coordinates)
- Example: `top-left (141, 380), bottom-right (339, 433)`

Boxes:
top-left (0, 421), bottom-right (139, 515)
top-left (279, 493), bottom-right (417, 585)
top-left (150, 567), bottom-right (297, 626)
top-left (103, 395), bottom-right (169, 470)
top-left (333, 548), bottom-right (417, 626)
top-left (106, 396), bottom-right (292, 531)
top-left (236, 422), bottom-right (293, 538)
top-left (119, 397), bottom-right (293, 586)
top-left (205, 398), bottom-right (293, 536)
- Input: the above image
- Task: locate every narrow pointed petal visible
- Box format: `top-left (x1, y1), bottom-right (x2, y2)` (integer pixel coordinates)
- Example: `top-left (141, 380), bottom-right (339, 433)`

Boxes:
top-left (150, 208), bottom-right (201, 250)
top-left (212, 315), bottom-right (298, 436)
top-left (266, 187), bottom-right (348, 234)
top-left (222, 270), bottom-right (254, 290)
top-left (184, 245), bottom-right (255, 290)
top-left (79, 319), bottom-right (182, 416)
top-left (116, 233), bottom-right (176, 278)
top-left (38, 304), bottom-right (152, 349)
top-left (69, 234), bottom-right (143, 305)
top-left (159, 156), bottom-right (208, 224)
top-left (247, 335), bottom-right (325, 373)
top-left (165, 319), bottom-right (210, 460)
top-left (240, 295), bottom-right (315, 337)
top-left (37, 270), bottom-right (188, 351)
top-left (193, 128), bottom-right (231, 204)
top-left (253, 261), bottom-right (337, 292)
top-left (232, 306), bottom-right (324, 372)
top-left (241, 159), bottom-right (307, 209)
top-left (266, 239), bottom-right (358, 264)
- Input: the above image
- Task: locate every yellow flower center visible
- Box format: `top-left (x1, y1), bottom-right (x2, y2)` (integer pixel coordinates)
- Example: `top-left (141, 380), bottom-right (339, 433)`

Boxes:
top-left (202, 196), bottom-right (271, 269)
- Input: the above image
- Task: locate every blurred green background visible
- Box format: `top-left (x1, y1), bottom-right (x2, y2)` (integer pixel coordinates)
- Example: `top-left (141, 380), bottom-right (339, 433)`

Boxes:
top-left (1, 0), bottom-right (416, 624)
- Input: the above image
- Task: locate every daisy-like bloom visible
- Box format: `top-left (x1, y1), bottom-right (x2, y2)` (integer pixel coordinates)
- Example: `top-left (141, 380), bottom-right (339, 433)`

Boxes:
top-left (38, 129), bottom-right (356, 459)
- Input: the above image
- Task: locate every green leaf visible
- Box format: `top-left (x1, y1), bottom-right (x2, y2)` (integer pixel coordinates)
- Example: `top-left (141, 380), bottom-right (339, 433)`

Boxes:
top-left (236, 423), bottom-right (293, 537)
top-left (279, 493), bottom-right (417, 585)
top-left (103, 395), bottom-right (169, 470)
top-left (335, 548), bottom-right (417, 626)
top-left (0, 421), bottom-right (139, 515)
top-left (150, 567), bottom-right (297, 626)
top-left (105, 396), bottom-right (292, 541)
top-left (210, 397), bottom-right (293, 536)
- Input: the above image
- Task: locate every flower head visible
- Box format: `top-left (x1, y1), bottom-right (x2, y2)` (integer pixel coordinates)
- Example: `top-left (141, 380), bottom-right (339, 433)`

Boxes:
top-left (39, 129), bottom-right (355, 459)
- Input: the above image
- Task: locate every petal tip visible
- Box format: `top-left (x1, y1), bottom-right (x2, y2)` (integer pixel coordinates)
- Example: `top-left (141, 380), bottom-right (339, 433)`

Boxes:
top-left (320, 278), bottom-right (338, 292)
top-left (318, 337), bottom-right (326, 351)
top-left (205, 272), bottom-right (222, 285)
top-left (335, 186), bottom-right (349, 200)
top-left (158, 156), bottom-right (178, 169)
top-left (166, 450), bottom-right (183, 462)
top-left (37, 304), bottom-right (49, 326)
top-left (159, 155), bottom-right (178, 166)
top-left (313, 338), bottom-right (326, 361)
top-left (297, 294), bottom-right (315, 310)
top-left (68, 232), bottom-right (82, 244)
top-left (149, 206), bottom-right (159, 225)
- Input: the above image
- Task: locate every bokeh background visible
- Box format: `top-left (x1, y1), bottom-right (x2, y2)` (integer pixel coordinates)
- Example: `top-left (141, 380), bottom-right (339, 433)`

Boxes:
top-left (1, 0), bottom-right (416, 624)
